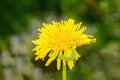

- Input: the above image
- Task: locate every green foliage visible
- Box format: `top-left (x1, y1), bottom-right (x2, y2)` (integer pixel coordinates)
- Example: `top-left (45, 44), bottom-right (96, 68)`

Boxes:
top-left (0, 0), bottom-right (33, 38)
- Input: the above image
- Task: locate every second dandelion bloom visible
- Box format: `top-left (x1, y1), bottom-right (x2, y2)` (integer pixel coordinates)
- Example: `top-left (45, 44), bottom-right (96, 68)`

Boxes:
top-left (32, 19), bottom-right (96, 70)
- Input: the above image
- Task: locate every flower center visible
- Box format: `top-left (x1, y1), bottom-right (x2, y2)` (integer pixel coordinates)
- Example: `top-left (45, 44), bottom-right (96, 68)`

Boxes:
top-left (52, 30), bottom-right (71, 50)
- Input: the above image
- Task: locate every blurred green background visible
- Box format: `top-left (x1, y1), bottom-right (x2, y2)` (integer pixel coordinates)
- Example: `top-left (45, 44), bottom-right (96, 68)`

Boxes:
top-left (0, 0), bottom-right (120, 80)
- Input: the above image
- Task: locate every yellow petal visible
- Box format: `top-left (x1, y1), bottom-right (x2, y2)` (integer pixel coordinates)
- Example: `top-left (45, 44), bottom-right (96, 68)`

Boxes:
top-left (35, 48), bottom-right (51, 61)
top-left (78, 27), bottom-right (86, 34)
top-left (45, 52), bottom-right (58, 66)
top-left (57, 59), bottom-right (61, 70)
top-left (67, 61), bottom-right (74, 69)
top-left (56, 51), bottom-right (62, 70)
top-left (64, 49), bottom-right (72, 57)
top-left (75, 53), bottom-right (81, 60)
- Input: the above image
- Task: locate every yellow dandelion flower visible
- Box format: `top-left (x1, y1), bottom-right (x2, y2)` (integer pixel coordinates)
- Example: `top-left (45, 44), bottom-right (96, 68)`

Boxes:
top-left (32, 19), bottom-right (96, 70)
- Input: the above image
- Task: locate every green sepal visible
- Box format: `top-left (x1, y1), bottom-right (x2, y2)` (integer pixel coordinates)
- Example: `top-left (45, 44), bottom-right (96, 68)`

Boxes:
top-left (57, 50), bottom-right (77, 61)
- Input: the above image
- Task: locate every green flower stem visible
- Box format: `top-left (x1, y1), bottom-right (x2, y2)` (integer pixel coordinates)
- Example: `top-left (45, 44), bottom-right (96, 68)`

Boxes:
top-left (62, 62), bottom-right (66, 80)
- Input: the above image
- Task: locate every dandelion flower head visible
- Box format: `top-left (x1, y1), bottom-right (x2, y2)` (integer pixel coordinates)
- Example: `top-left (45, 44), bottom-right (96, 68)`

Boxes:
top-left (32, 19), bottom-right (96, 70)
